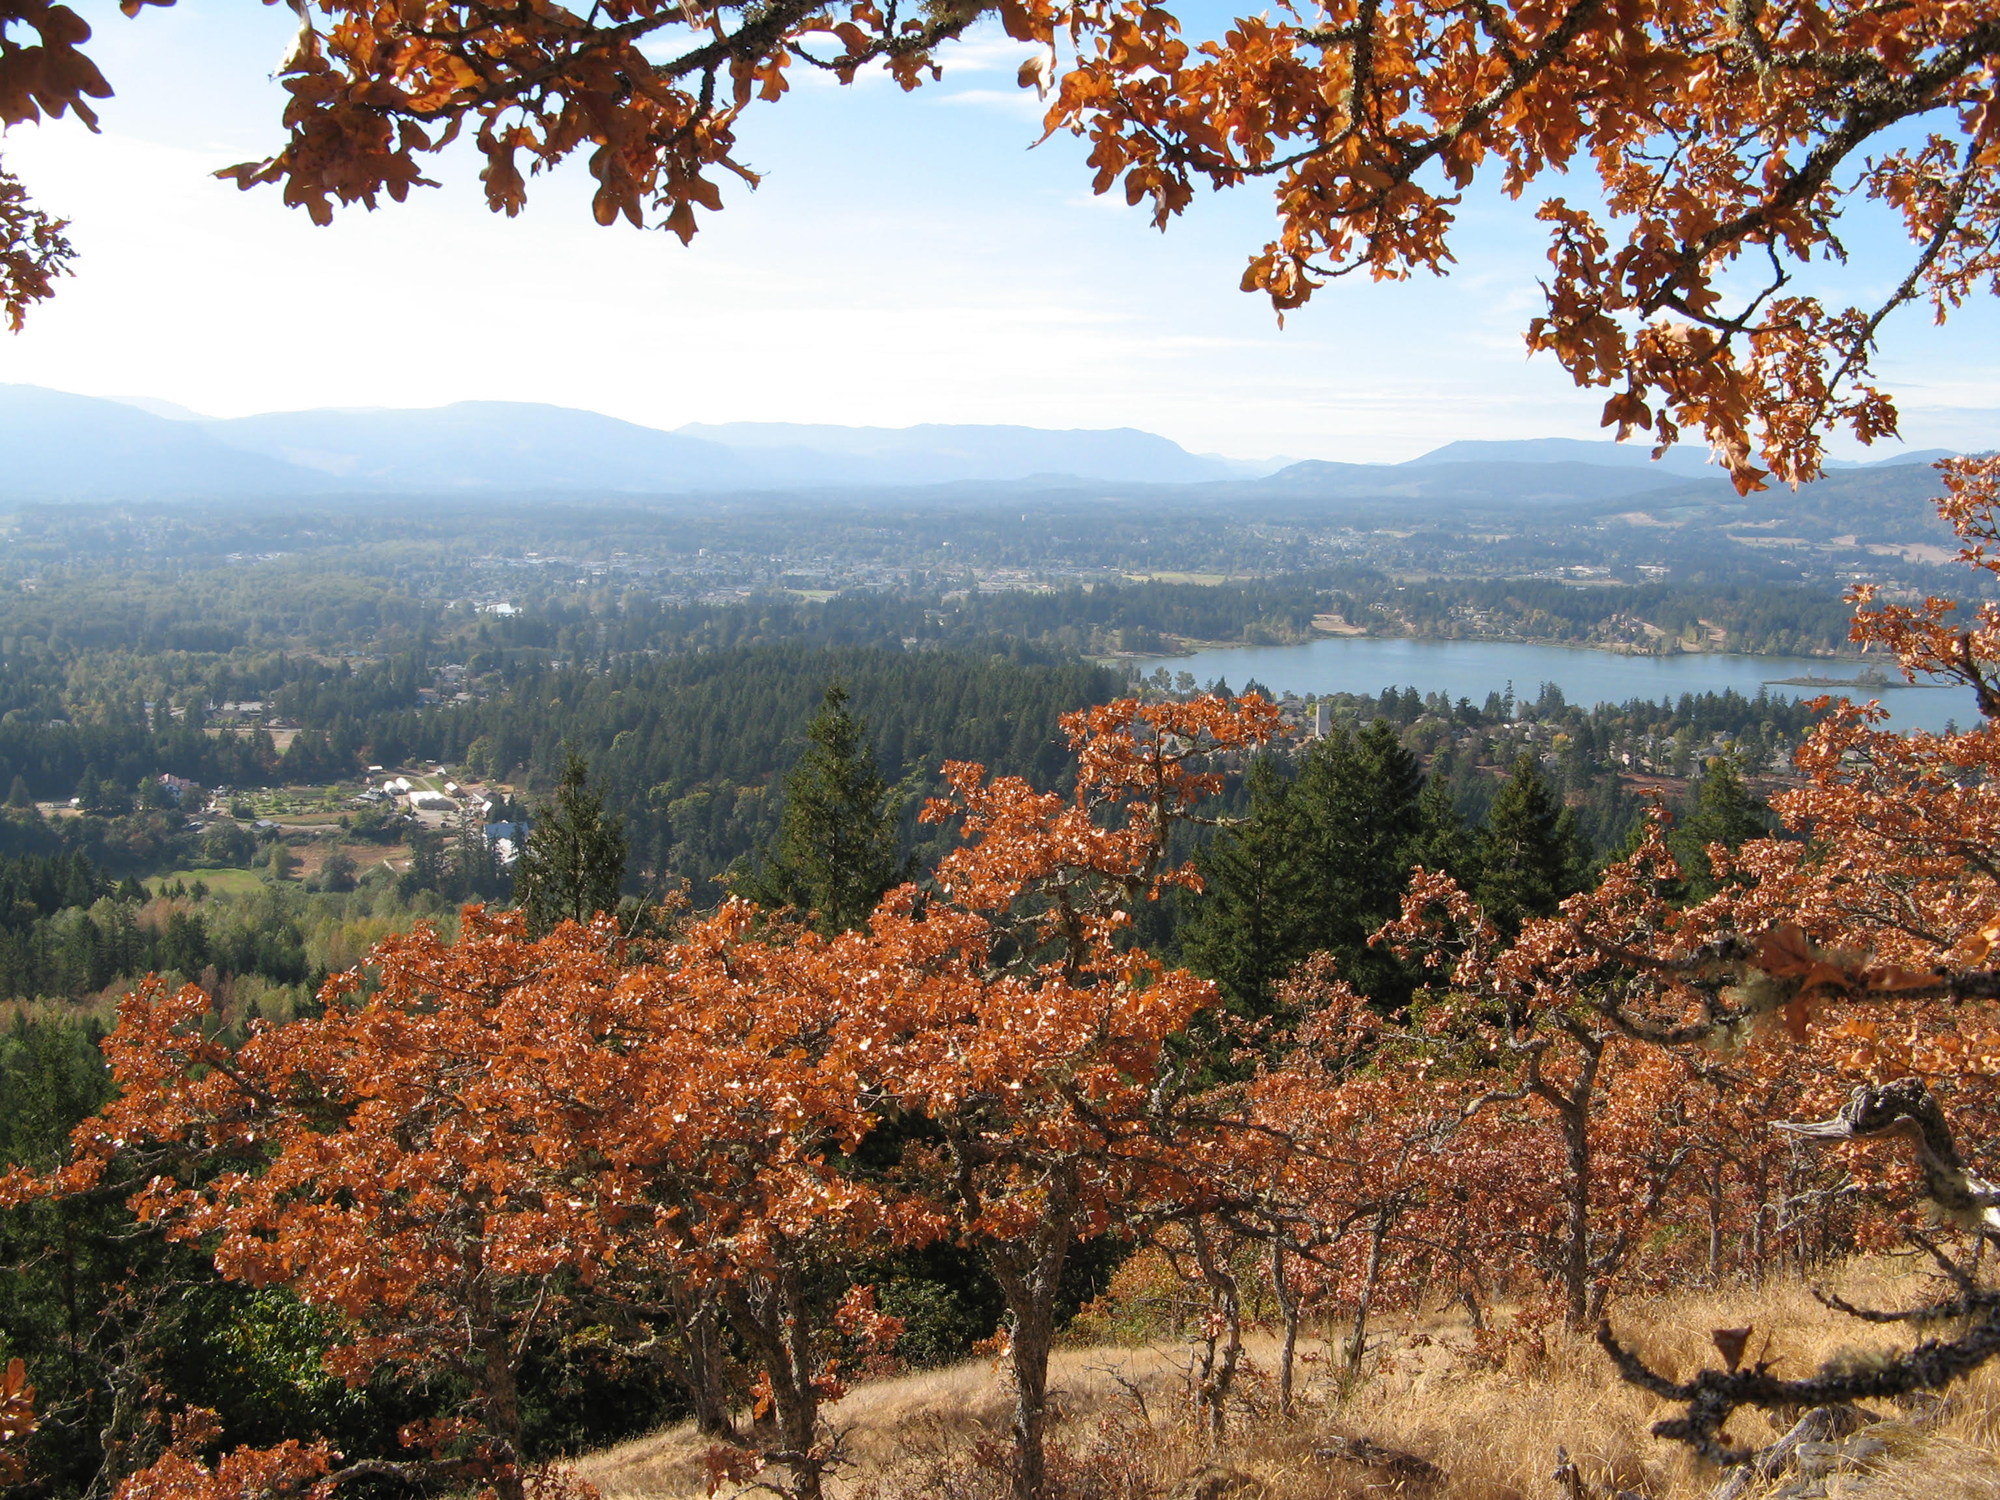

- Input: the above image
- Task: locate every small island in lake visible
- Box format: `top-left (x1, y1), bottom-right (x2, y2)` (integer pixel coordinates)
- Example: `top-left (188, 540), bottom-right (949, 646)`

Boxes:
top-left (1761, 665), bottom-right (1946, 690)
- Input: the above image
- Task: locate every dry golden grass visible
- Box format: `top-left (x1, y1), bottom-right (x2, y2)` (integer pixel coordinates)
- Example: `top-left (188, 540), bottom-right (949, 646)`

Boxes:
top-left (571, 1260), bottom-right (2000, 1500)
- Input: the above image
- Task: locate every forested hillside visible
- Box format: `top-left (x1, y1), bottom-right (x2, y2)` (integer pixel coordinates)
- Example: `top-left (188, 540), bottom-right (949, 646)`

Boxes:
top-left (0, 435), bottom-right (1989, 1500)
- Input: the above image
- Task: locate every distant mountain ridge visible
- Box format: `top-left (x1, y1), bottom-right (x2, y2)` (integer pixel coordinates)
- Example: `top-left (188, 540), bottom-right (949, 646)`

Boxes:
top-left (1253, 457), bottom-right (1702, 505)
top-left (675, 421), bottom-right (1238, 486)
top-left (205, 402), bottom-right (748, 492)
top-left (0, 385), bottom-right (343, 502)
top-left (1405, 435), bottom-right (1954, 475)
top-left (0, 384), bottom-right (1965, 504)
top-left (1, 387), bottom-right (1243, 500)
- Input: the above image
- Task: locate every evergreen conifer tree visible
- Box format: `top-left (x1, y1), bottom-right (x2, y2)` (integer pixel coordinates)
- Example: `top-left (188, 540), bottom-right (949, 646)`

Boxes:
top-left (1668, 757), bottom-right (1770, 898)
top-left (400, 829), bottom-right (448, 901)
top-left (1475, 752), bottom-right (1588, 934)
top-left (1289, 719), bottom-right (1428, 1004)
top-left (1188, 719), bottom-right (1431, 1017)
top-left (514, 750), bottom-right (629, 934)
top-left (60, 853), bottom-right (96, 910)
top-left (450, 804), bottom-right (503, 902)
top-left (1184, 756), bottom-right (1310, 1020)
top-left (1408, 776), bottom-right (1475, 885)
top-left (742, 683), bottom-right (909, 935)
top-left (1578, 774), bottom-right (1645, 863)
top-left (5, 776), bottom-right (30, 809)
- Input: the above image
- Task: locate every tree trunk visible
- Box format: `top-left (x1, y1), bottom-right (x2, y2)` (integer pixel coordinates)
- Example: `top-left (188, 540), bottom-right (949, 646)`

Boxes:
top-left (1006, 1295), bottom-right (1057, 1500)
top-left (1345, 1205), bottom-right (1392, 1383)
top-left (1189, 1221), bottom-right (1242, 1441)
top-left (976, 1175), bottom-right (1079, 1500)
top-left (472, 1283), bottom-right (528, 1500)
top-left (1783, 1162), bottom-right (1805, 1275)
top-left (722, 1267), bottom-right (825, 1500)
top-left (1563, 1106), bottom-right (1592, 1328)
top-left (1451, 1220), bottom-right (1487, 1329)
top-left (1554, 1044), bottom-right (1603, 1330)
top-left (1706, 1163), bottom-right (1726, 1284)
top-left (1271, 1240), bottom-right (1299, 1419)
top-left (678, 1285), bottom-right (737, 1439)
top-left (1747, 1160), bottom-right (1769, 1281)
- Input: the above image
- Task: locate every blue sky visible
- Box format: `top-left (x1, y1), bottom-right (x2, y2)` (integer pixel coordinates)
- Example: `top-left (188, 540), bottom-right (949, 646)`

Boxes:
top-left (0, 0), bottom-right (1994, 462)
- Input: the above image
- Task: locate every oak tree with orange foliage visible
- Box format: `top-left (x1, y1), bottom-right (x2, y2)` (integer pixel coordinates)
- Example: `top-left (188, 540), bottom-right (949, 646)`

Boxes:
top-left (2, 912), bottom-right (651, 1500)
top-left (5, 896), bottom-right (936, 1500)
top-left (4, 693), bottom-right (1283, 1500)
top-left (851, 692), bottom-right (1282, 1499)
top-left (1383, 458), bottom-right (2000, 1465)
top-left (1375, 840), bottom-right (1719, 1329)
top-left (0, 1357), bottom-right (33, 1485)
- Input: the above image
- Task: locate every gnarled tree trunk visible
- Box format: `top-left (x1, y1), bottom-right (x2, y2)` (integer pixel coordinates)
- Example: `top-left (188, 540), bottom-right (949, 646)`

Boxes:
top-left (974, 1166), bottom-right (1081, 1500)
top-left (1189, 1219), bottom-right (1243, 1441)
top-left (722, 1260), bottom-right (827, 1500)
top-left (1271, 1239), bottom-right (1300, 1418)
top-left (1345, 1203), bottom-right (1394, 1384)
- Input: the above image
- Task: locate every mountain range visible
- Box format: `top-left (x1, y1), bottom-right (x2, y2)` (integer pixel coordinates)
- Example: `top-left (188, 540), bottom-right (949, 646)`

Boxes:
top-left (0, 383), bottom-right (1960, 504)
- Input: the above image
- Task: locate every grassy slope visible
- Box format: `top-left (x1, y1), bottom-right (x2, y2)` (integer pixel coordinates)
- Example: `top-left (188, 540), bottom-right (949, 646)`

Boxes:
top-left (574, 1264), bottom-right (2000, 1500)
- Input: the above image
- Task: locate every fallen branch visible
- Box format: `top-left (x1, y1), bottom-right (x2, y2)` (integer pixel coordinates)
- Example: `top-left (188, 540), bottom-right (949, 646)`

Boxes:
top-left (1707, 1405), bottom-right (1873, 1500)
top-left (1314, 1434), bottom-right (1445, 1486)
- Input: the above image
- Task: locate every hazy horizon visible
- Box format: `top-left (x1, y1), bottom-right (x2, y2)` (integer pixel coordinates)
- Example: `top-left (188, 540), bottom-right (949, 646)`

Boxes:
top-left (10, 383), bottom-right (1971, 474)
top-left (0, 1), bottom-right (1993, 464)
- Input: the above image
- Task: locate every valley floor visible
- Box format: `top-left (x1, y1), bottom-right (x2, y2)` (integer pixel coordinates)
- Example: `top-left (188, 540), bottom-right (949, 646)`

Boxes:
top-left (574, 1264), bottom-right (2000, 1500)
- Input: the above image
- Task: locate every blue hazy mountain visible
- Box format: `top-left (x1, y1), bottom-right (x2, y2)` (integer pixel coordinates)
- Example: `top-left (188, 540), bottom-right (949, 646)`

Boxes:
top-left (203, 401), bottom-right (750, 492)
top-left (0, 385), bottom-right (339, 501)
top-left (2, 388), bottom-right (1243, 497)
top-left (676, 421), bottom-right (1239, 486)
top-left (1406, 435), bottom-right (1954, 476)
top-left (0, 385), bottom-right (1963, 503)
top-left (1406, 437), bottom-right (1719, 477)
top-left (1253, 457), bottom-right (1707, 505)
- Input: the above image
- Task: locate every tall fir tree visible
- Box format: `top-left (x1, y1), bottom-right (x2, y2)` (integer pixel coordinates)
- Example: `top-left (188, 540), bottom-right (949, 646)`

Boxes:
top-left (399, 829), bottom-right (448, 901)
top-left (741, 683), bottom-right (909, 935)
top-left (1475, 752), bottom-right (1589, 935)
top-left (1290, 718), bottom-right (1429, 1006)
top-left (1667, 756), bottom-right (1771, 899)
top-left (1188, 719), bottom-right (1433, 1019)
top-left (1408, 775), bottom-right (1476, 886)
top-left (1184, 755), bottom-right (1311, 1021)
top-left (450, 803), bottom-right (504, 903)
top-left (514, 750), bottom-right (629, 934)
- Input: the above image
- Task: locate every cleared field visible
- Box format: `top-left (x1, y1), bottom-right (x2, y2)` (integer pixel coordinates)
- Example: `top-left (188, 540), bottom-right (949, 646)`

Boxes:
top-left (149, 866), bottom-right (267, 896)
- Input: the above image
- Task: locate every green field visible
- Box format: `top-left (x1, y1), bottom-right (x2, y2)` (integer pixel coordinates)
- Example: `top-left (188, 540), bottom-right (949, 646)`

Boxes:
top-left (150, 867), bottom-right (268, 897)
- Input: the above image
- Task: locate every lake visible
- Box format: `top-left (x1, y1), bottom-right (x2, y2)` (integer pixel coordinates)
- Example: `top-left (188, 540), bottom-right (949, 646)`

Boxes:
top-left (1168, 637), bottom-right (1980, 734)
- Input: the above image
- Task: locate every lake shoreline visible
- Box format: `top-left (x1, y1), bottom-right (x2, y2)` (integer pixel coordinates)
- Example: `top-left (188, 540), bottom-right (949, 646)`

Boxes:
top-left (1099, 629), bottom-right (1873, 667)
top-left (1139, 634), bottom-right (1979, 734)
